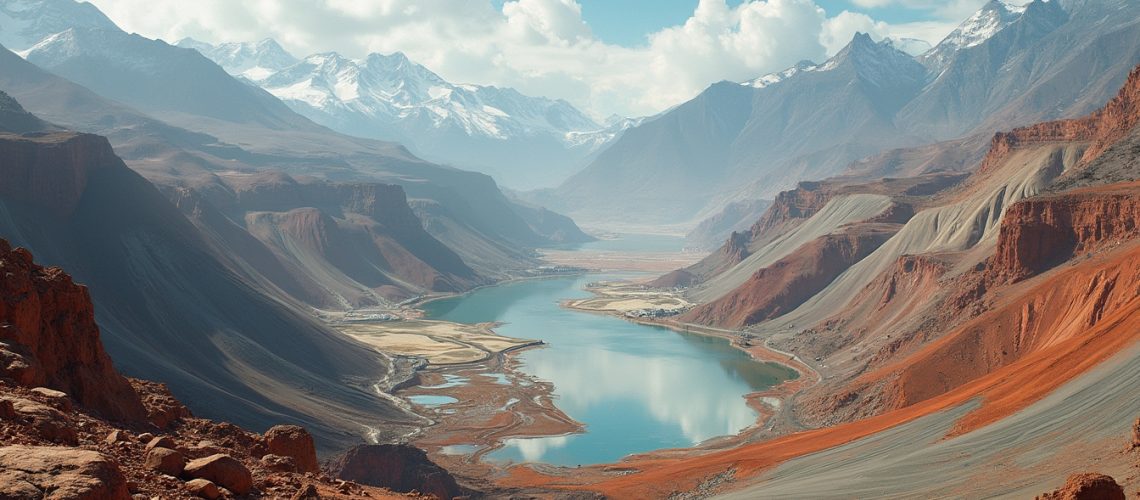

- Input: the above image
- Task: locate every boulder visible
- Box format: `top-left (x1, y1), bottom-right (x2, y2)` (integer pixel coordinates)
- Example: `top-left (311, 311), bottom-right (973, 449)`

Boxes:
top-left (264, 424), bottom-right (319, 473)
top-left (188, 440), bottom-right (225, 456)
top-left (0, 445), bottom-right (129, 499)
top-left (184, 478), bottom-right (221, 499)
top-left (291, 483), bottom-right (321, 500)
top-left (0, 398), bottom-right (15, 419)
top-left (329, 444), bottom-right (466, 500)
top-left (11, 396), bottom-right (78, 444)
top-left (0, 342), bottom-right (38, 386)
top-left (1037, 473), bottom-right (1125, 500)
top-left (145, 435), bottom-right (177, 452)
top-left (105, 429), bottom-right (130, 445)
top-left (183, 454), bottom-right (253, 495)
top-left (131, 380), bottom-right (191, 429)
top-left (30, 386), bottom-right (73, 412)
top-left (260, 453), bottom-right (298, 473)
top-left (144, 447), bottom-right (186, 476)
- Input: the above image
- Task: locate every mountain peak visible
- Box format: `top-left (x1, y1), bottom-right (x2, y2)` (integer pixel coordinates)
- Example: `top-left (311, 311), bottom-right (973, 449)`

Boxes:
top-left (920, 0), bottom-right (1029, 69)
top-left (851, 31), bottom-right (876, 47)
top-left (0, 0), bottom-right (120, 51)
top-left (824, 32), bottom-right (922, 74)
top-left (176, 36), bottom-right (298, 81)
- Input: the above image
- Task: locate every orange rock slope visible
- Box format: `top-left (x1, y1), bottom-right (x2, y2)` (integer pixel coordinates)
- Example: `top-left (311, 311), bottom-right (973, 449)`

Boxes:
top-left (500, 64), bottom-right (1140, 499)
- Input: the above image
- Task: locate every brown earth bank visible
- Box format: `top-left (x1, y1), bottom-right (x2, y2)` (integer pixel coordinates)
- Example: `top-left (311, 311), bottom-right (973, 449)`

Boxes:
top-left (680, 224), bottom-right (897, 328)
top-left (661, 172), bottom-right (964, 292)
top-left (473, 64), bottom-right (1140, 498)
top-left (981, 64), bottom-right (1140, 175)
top-left (790, 66), bottom-right (1140, 430)
top-left (0, 238), bottom-right (464, 499)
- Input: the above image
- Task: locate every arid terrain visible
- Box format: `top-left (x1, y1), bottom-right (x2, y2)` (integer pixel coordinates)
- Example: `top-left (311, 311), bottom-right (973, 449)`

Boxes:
top-left (3, 0), bottom-right (1140, 498)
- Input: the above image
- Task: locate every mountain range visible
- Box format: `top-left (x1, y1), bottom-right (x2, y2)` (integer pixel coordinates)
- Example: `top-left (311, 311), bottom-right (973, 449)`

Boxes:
top-left (178, 38), bottom-right (622, 190)
top-left (4, 0), bottom-right (1140, 497)
top-left (541, 0), bottom-right (1140, 228)
top-left (0, 0), bottom-right (591, 447)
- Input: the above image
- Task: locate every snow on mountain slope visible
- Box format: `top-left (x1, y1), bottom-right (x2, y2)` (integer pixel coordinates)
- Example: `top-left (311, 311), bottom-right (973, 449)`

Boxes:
top-left (743, 60), bottom-right (818, 89)
top-left (920, 0), bottom-right (1028, 70)
top-left (176, 37), bottom-right (297, 81)
top-left (0, 0), bottom-right (117, 51)
top-left (565, 114), bottom-right (650, 150)
top-left (183, 40), bottom-right (610, 188)
top-left (254, 50), bottom-right (600, 142)
top-left (742, 34), bottom-right (925, 93)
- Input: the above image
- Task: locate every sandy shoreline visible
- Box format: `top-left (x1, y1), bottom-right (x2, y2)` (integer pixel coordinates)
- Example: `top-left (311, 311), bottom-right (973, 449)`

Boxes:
top-left (386, 273), bottom-right (815, 493)
top-left (328, 243), bottom-right (813, 495)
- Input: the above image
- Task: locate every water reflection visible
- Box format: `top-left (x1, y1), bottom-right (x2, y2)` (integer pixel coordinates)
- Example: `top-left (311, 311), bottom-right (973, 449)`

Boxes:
top-left (423, 275), bottom-right (796, 466)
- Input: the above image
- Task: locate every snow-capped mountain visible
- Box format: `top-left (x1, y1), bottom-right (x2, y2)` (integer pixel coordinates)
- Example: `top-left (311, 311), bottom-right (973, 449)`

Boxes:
top-left (743, 60), bottom-right (817, 89)
top-left (255, 50), bottom-right (599, 141)
top-left (565, 114), bottom-right (651, 150)
top-left (920, 0), bottom-right (1028, 69)
top-left (551, 32), bottom-right (931, 226)
top-left (0, 0), bottom-right (117, 51)
top-left (183, 40), bottom-right (612, 189)
top-left (176, 37), bottom-right (297, 81)
top-left (743, 34), bottom-right (926, 93)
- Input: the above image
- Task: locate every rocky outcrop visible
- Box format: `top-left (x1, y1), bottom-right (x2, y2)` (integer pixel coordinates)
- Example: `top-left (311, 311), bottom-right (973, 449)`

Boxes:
top-left (980, 64), bottom-right (1140, 175)
top-left (682, 227), bottom-right (897, 328)
top-left (183, 454), bottom-right (253, 495)
top-left (0, 238), bottom-right (145, 422)
top-left (0, 90), bottom-right (52, 134)
top-left (144, 446), bottom-right (187, 476)
top-left (263, 424), bottom-right (319, 473)
top-left (0, 445), bottom-right (129, 500)
top-left (8, 396), bottom-right (79, 445)
top-left (749, 181), bottom-right (834, 244)
top-left (0, 132), bottom-right (121, 217)
top-left (875, 254), bottom-right (950, 309)
top-left (1133, 417), bottom-right (1140, 449)
top-left (990, 185), bottom-right (1140, 282)
top-left (185, 478), bottom-right (222, 499)
top-left (1036, 473), bottom-right (1125, 500)
top-left (180, 170), bottom-right (485, 305)
top-left (329, 444), bottom-right (466, 500)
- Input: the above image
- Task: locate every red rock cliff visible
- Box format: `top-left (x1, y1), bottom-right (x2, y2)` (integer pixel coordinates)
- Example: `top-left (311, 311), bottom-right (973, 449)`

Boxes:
top-left (0, 238), bottom-right (145, 422)
top-left (979, 65), bottom-right (1140, 174)
top-left (682, 226), bottom-right (896, 328)
top-left (0, 132), bottom-right (121, 217)
top-left (990, 183), bottom-right (1140, 282)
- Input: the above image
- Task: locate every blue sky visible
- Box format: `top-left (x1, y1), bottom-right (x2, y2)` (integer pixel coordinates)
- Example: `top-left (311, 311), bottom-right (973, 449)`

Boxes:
top-left (494, 0), bottom-right (978, 47)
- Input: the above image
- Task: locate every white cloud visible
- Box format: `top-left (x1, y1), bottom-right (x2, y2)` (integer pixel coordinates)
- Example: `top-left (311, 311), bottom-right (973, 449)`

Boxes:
top-left (821, 11), bottom-right (956, 54)
top-left (84, 0), bottom-right (961, 118)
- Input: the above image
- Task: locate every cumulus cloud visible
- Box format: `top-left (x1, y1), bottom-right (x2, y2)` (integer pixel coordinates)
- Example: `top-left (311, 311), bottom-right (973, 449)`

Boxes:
top-left (85, 0), bottom-right (961, 118)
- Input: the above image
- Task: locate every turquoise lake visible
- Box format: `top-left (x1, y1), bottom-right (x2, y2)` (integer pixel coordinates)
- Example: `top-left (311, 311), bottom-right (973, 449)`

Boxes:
top-left (422, 265), bottom-right (798, 466)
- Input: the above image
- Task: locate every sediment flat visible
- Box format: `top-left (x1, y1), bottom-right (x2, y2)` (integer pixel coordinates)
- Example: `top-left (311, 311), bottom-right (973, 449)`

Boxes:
top-left (336, 319), bottom-right (539, 365)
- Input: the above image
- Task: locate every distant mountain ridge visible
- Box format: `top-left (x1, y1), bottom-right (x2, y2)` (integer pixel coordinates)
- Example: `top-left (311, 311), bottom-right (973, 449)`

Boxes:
top-left (547, 0), bottom-right (1140, 228)
top-left (181, 39), bottom-right (617, 189)
top-left (0, 0), bottom-right (116, 50)
top-left (176, 37), bottom-right (298, 81)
